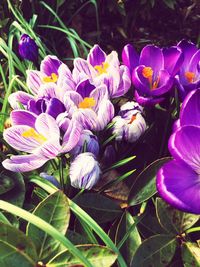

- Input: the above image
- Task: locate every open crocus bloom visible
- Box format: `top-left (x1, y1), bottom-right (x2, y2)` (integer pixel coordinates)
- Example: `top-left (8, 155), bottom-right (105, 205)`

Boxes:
top-left (2, 111), bottom-right (82, 172)
top-left (26, 55), bottom-right (75, 95)
top-left (72, 45), bottom-right (131, 98)
top-left (63, 80), bottom-right (114, 131)
top-left (157, 88), bottom-right (200, 214)
top-left (131, 44), bottom-right (183, 106)
top-left (175, 40), bottom-right (200, 99)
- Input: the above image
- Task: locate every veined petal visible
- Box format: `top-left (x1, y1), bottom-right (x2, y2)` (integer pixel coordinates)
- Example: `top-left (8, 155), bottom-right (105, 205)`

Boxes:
top-left (35, 113), bottom-right (60, 139)
top-left (73, 58), bottom-right (95, 81)
top-left (57, 63), bottom-right (76, 95)
top-left (40, 55), bottom-right (62, 76)
top-left (180, 89), bottom-right (200, 126)
top-left (157, 159), bottom-right (200, 214)
top-left (169, 125), bottom-right (200, 173)
top-left (8, 91), bottom-right (34, 109)
top-left (11, 110), bottom-right (37, 128)
top-left (112, 65), bottom-right (131, 98)
top-left (26, 70), bottom-right (44, 95)
top-left (73, 109), bottom-right (97, 130)
top-left (90, 84), bottom-right (109, 111)
top-left (87, 45), bottom-right (106, 67)
top-left (95, 99), bottom-right (114, 131)
top-left (2, 154), bottom-right (48, 172)
top-left (106, 51), bottom-right (120, 68)
top-left (37, 83), bottom-right (57, 99)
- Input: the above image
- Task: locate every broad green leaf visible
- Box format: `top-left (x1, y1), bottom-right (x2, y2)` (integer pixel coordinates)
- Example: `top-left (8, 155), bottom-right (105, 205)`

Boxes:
top-left (156, 198), bottom-right (199, 234)
top-left (27, 190), bottom-right (70, 260)
top-left (0, 174), bottom-right (15, 194)
top-left (47, 245), bottom-right (117, 267)
top-left (128, 158), bottom-right (170, 206)
top-left (0, 241), bottom-right (35, 267)
top-left (0, 222), bottom-right (37, 261)
top-left (74, 193), bottom-right (122, 223)
top-left (0, 172), bottom-right (25, 207)
top-left (131, 234), bottom-right (177, 267)
top-left (182, 242), bottom-right (200, 267)
top-left (66, 230), bottom-right (89, 245)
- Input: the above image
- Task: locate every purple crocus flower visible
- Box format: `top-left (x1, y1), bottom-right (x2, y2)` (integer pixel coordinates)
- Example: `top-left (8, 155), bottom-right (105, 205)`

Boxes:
top-left (112, 101), bottom-right (147, 143)
top-left (19, 34), bottom-right (38, 63)
top-left (72, 45), bottom-right (131, 98)
top-left (70, 152), bottom-right (101, 189)
top-left (124, 44), bottom-right (183, 106)
top-left (2, 111), bottom-right (82, 172)
top-left (157, 88), bottom-right (200, 214)
top-left (175, 40), bottom-right (200, 100)
top-left (63, 80), bottom-right (114, 131)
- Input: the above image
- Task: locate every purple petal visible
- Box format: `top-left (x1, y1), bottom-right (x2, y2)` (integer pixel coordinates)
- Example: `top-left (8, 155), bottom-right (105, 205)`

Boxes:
top-left (134, 90), bottom-right (165, 106)
top-left (122, 44), bottom-right (139, 74)
top-left (76, 79), bottom-right (95, 98)
top-left (26, 70), bottom-right (44, 95)
top-left (56, 112), bottom-right (71, 132)
top-left (132, 65), bottom-right (150, 95)
top-left (62, 119), bottom-right (82, 153)
top-left (73, 109), bottom-right (97, 130)
top-left (37, 83), bottom-right (57, 99)
top-left (73, 58), bottom-right (95, 83)
top-left (8, 91), bottom-right (34, 109)
top-left (46, 98), bottom-right (66, 118)
top-left (96, 100), bottom-right (114, 131)
top-left (169, 125), bottom-right (200, 173)
top-left (40, 55), bottom-right (62, 76)
top-left (112, 65), bottom-right (131, 98)
top-left (177, 40), bottom-right (198, 68)
top-left (157, 159), bottom-right (200, 214)
top-left (163, 47), bottom-right (184, 76)
top-left (90, 84), bottom-right (109, 111)
top-left (139, 45), bottom-right (164, 75)
top-left (11, 110), bottom-right (37, 128)
top-left (189, 49), bottom-right (200, 73)
top-left (87, 45), bottom-right (106, 67)
top-left (2, 154), bottom-right (48, 172)
top-left (150, 70), bottom-right (174, 96)
top-left (180, 89), bottom-right (200, 126)
top-left (3, 125), bottom-right (40, 153)
top-left (35, 113), bottom-right (60, 139)
top-left (57, 63), bottom-right (76, 94)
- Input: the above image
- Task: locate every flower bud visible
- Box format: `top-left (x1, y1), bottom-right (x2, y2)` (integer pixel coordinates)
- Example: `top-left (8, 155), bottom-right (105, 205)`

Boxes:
top-left (69, 152), bottom-right (101, 190)
top-left (71, 130), bottom-right (99, 157)
top-left (18, 34), bottom-right (38, 63)
top-left (112, 102), bottom-right (147, 143)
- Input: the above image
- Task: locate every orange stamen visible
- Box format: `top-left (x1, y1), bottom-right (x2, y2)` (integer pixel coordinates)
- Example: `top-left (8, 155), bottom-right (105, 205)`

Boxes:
top-left (128, 115), bottom-right (137, 124)
top-left (185, 71), bottom-right (195, 83)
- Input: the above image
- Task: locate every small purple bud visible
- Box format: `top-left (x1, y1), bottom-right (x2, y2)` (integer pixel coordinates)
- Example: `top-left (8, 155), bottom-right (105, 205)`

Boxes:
top-left (18, 34), bottom-right (38, 63)
top-left (69, 152), bottom-right (101, 190)
top-left (40, 172), bottom-right (61, 189)
top-left (102, 145), bottom-right (116, 166)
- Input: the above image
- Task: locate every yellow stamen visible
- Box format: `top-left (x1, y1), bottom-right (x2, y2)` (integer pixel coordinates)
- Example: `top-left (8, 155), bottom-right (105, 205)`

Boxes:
top-left (78, 97), bottom-right (96, 109)
top-left (128, 115), bottom-right (137, 124)
top-left (142, 67), bottom-right (153, 79)
top-left (185, 71), bottom-right (195, 83)
top-left (43, 73), bottom-right (58, 83)
top-left (94, 62), bottom-right (109, 75)
top-left (21, 128), bottom-right (47, 143)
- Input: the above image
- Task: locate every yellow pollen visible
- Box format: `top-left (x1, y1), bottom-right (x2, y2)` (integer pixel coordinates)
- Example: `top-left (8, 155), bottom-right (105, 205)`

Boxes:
top-left (142, 67), bottom-right (153, 79)
top-left (94, 62), bottom-right (109, 75)
top-left (43, 73), bottom-right (58, 83)
top-left (78, 97), bottom-right (96, 109)
top-left (21, 128), bottom-right (47, 143)
top-left (185, 71), bottom-right (195, 83)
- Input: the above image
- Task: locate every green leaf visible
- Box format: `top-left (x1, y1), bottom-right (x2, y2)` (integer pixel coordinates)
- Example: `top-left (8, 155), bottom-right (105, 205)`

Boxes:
top-left (128, 158), bottom-right (171, 206)
top-left (156, 198), bottom-right (199, 234)
top-left (27, 190), bottom-right (70, 260)
top-left (47, 245), bottom-right (118, 267)
top-left (0, 174), bottom-right (15, 194)
top-left (162, 0), bottom-right (175, 9)
top-left (0, 222), bottom-right (37, 261)
top-left (182, 242), bottom-right (200, 267)
top-left (131, 234), bottom-right (177, 267)
top-left (74, 193), bottom-right (122, 223)
top-left (0, 241), bottom-right (36, 267)
top-left (0, 172), bottom-right (25, 207)
top-left (66, 230), bottom-right (89, 245)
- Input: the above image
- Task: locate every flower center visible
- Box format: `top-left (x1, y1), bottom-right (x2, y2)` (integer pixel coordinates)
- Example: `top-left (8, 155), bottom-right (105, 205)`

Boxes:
top-left (21, 128), bottom-right (47, 143)
top-left (43, 73), bottom-right (58, 83)
top-left (128, 115), bottom-right (137, 124)
top-left (94, 62), bottom-right (109, 75)
top-left (78, 97), bottom-right (96, 109)
top-left (185, 71), bottom-right (195, 83)
top-left (142, 66), bottom-right (159, 90)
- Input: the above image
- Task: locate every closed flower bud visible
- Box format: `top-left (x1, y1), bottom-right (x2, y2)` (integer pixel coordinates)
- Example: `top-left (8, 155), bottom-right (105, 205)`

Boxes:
top-left (71, 130), bottom-right (99, 157)
top-left (112, 106), bottom-right (147, 143)
top-left (70, 152), bottom-right (101, 190)
top-left (18, 34), bottom-right (38, 63)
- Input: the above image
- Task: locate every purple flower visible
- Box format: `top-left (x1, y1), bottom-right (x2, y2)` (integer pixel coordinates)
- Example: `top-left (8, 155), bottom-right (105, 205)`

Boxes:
top-left (157, 88), bottom-right (200, 214)
top-left (72, 45), bottom-right (131, 98)
top-left (63, 81), bottom-right (114, 131)
top-left (2, 111), bottom-right (82, 172)
top-left (69, 152), bottom-right (101, 189)
top-left (129, 44), bottom-right (183, 106)
top-left (19, 34), bottom-right (38, 63)
top-left (175, 40), bottom-right (200, 99)
top-left (112, 101), bottom-right (147, 143)
top-left (40, 173), bottom-right (61, 189)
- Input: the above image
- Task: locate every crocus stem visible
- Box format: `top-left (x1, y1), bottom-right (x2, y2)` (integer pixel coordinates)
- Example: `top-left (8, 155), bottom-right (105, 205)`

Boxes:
top-left (59, 157), bottom-right (65, 190)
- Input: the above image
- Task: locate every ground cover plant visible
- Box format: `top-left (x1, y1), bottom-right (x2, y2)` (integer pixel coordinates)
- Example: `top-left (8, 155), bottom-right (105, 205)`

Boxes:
top-left (1, 0), bottom-right (200, 266)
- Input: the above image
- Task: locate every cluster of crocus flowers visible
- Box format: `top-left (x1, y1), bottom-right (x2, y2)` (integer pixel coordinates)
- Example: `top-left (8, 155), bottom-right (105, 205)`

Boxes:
top-left (156, 89), bottom-right (200, 214)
